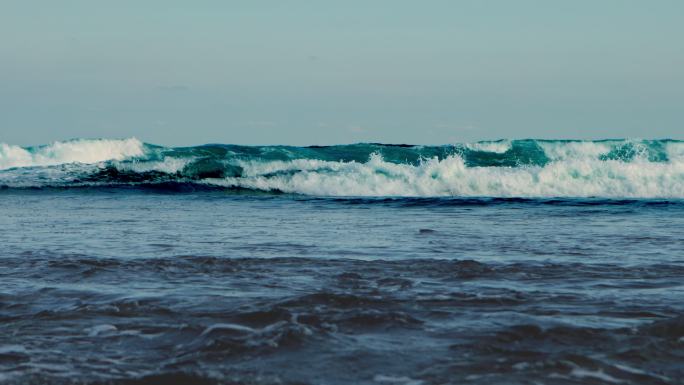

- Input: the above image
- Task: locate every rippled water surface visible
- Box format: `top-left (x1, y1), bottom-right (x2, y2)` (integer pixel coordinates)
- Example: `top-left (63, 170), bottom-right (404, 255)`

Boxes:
top-left (1, 190), bottom-right (684, 384)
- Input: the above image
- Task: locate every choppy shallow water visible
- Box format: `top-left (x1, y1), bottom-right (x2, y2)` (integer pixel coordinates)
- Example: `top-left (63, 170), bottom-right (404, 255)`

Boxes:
top-left (1, 190), bottom-right (683, 384)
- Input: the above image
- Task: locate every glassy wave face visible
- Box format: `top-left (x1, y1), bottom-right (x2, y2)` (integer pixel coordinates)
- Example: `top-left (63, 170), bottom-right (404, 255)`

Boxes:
top-left (1, 138), bottom-right (683, 198)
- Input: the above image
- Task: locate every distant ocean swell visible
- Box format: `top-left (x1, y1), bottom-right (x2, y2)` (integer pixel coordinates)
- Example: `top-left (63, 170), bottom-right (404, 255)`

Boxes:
top-left (1, 138), bottom-right (683, 198)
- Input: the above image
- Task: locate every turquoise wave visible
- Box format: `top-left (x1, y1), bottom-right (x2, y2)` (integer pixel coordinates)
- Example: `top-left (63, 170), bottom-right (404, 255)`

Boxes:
top-left (154, 139), bottom-right (680, 168)
top-left (1, 138), bottom-right (683, 197)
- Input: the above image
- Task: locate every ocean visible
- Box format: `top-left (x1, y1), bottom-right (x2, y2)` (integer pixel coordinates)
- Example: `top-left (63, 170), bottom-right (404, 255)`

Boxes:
top-left (1, 138), bottom-right (683, 384)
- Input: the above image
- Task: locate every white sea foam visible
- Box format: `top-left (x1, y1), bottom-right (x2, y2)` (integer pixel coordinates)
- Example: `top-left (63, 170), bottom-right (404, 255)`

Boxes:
top-left (612, 364), bottom-right (670, 382)
top-left (373, 374), bottom-right (424, 385)
top-left (0, 138), bottom-right (145, 170)
top-left (114, 156), bottom-right (191, 174)
top-left (201, 323), bottom-right (256, 336)
top-left (666, 142), bottom-right (684, 161)
top-left (210, 153), bottom-right (684, 198)
top-left (237, 158), bottom-right (346, 177)
top-left (86, 324), bottom-right (118, 337)
top-left (0, 345), bottom-right (27, 355)
top-left (569, 368), bottom-right (624, 383)
top-left (538, 141), bottom-right (616, 161)
top-left (2, 138), bottom-right (683, 198)
top-left (464, 140), bottom-right (511, 153)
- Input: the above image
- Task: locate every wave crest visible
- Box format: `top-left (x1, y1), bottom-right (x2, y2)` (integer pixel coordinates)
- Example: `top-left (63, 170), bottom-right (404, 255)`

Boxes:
top-left (0, 138), bottom-right (145, 170)
top-left (213, 153), bottom-right (684, 198)
top-left (1, 138), bottom-right (683, 198)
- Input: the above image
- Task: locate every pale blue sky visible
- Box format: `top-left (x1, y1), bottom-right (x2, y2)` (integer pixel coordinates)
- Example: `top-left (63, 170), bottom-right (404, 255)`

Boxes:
top-left (1, 0), bottom-right (682, 146)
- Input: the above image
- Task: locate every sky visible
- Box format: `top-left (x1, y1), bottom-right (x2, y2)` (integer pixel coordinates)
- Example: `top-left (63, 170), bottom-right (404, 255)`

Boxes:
top-left (1, 0), bottom-right (682, 146)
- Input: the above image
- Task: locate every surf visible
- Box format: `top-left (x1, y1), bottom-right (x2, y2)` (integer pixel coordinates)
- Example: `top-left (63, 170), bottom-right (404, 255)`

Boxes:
top-left (0, 138), bottom-right (682, 198)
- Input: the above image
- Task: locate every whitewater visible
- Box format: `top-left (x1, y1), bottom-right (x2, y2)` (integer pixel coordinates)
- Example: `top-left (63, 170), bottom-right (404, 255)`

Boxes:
top-left (0, 138), bottom-right (683, 198)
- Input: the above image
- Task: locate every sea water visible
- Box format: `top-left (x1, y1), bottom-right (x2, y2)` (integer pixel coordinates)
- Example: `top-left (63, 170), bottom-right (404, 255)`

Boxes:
top-left (0, 139), bottom-right (683, 384)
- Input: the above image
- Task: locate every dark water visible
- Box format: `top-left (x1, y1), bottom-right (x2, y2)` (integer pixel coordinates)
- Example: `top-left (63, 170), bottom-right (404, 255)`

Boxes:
top-left (1, 190), bottom-right (683, 384)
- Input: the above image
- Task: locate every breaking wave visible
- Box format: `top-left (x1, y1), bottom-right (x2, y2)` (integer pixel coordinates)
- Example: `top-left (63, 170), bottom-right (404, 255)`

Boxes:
top-left (0, 138), bottom-right (145, 170)
top-left (0, 138), bottom-right (682, 198)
